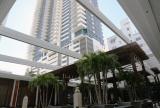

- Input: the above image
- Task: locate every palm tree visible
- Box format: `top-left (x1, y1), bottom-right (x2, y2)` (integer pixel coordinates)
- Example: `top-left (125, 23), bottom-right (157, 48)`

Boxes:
top-left (29, 73), bottom-right (63, 108)
top-left (118, 70), bottom-right (145, 101)
top-left (97, 52), bottom-right (110, 104)
top-left (97, 52), bottom-right (121, 104)
top-left (84, 53), bottom-right (103, 104)
top-left (76, 52), bottom-right (121, 105)
top-left (76, 56), bottom-right (94, 104)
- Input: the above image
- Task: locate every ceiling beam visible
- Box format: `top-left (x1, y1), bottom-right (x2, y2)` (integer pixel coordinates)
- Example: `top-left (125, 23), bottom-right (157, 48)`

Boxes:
top-left (0, 54), bottom-right (61, 70)
top-left (118, 0), bottom-right (160, 62)
top-left (0, 71), bottom-right (32, 81)
top-left (0, 26), bottom-right (82, 59)
top-left (0, 0), bottom-right (16, 24)
top-left (76, 0), bottom-right (130, 44)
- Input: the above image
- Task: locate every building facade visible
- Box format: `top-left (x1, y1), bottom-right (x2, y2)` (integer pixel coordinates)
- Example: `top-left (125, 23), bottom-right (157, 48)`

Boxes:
top-left (28, 0), bottom-right (104, 74)
top-left (107, 18), bottom-right (160, 70)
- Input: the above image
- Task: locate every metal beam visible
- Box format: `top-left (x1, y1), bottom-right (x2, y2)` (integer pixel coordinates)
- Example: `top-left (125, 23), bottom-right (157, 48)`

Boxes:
top-left (0, 26), bottom-right (82, 59)
top-left (0, 54), bottom-right (61, 70)
top-left (76, 0), bottom-right (130, 44)
top-left (118, 0), bottom-right (160, 62)
top-left (0, 0), bottom-right (16, 24)
top-left (0, 71), bottom-right (32, 81)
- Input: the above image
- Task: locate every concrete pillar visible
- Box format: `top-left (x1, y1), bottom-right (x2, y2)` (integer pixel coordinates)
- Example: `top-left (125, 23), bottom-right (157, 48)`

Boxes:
top-left (22, 96), bottom-right (28, 108)
top-left (73, 87), bottom-right (82, 108)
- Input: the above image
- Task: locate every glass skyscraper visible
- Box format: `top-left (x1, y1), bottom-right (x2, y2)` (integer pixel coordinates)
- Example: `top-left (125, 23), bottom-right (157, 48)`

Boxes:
top-left (29, 0), bottom-right (104, 73)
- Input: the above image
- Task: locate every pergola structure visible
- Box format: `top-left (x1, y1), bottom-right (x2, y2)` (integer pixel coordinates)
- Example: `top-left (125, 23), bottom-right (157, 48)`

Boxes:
top-left (0, 0), bottom-right (16, 24)
top-left (0, 1), bottom-right (132, 107)
top-left (0, 42), bottom-right (156, 107)
top-left (50, 42), bottom-right (150, 82)
top-left (48, 42), bottom-right (152, 104)
top-left (151, 68), bottom-right (160, 83)
top-left (0, 0), bottom-right (131, 71)
top-left (0, 0), bottom-right (159, 107)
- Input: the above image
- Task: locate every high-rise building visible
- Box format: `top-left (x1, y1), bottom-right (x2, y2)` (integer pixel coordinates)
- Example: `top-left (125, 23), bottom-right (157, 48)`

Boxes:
top-left (107, 18), bottom-right (160, 70)
top-left (28, 0), bottom-right (104, 74)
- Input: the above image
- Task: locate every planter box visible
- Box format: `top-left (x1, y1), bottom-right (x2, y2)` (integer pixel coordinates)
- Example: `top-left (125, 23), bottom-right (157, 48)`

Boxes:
top-left (131, 101), bottom-right (142, 108)
top-left (118, 102), bottom-right (131, 106)
top-left (89, 104), bottom-right (115, 108)
top-left (48, 105), bottom-right (73, 108)
top-left (142, 102), bottom-right (153, 108)
top-left (114, 106), bottom-right (133, 108)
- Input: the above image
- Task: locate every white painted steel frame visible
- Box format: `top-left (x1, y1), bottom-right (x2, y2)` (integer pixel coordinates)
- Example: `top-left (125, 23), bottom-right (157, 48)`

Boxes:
top-left (0, 0), bottom-right (16, 24)
top-left (0, 71), bottom-right (32, 81)
top-left (0, 54), bottom-right (61, 70)
top-left (0, 0), bottom-right (132, 70)
top-left (76, 0), bottom-right (130, 44)
top-left (0, 26), bottom-right (82, 59)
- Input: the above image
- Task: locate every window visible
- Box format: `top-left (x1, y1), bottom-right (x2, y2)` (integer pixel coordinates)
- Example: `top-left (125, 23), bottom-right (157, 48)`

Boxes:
top-left (112, 46), bottom-right (116, 49)
top-left (128, 34), bottom-right (131, 37)
top-left (110, 38), bottom-right (116, 44)
top-left (75, 50), bottom-right (80, 52)
top-left (136, 37), bottom-right (141, 41)
top-left (75, 29), bottom-right (88, 36)
top-left (74, 45), bottom-right (79, 49)
top-left (62, 60), bottom-right (67, 63)
top-left (139, 44), bottom-right (143, 47)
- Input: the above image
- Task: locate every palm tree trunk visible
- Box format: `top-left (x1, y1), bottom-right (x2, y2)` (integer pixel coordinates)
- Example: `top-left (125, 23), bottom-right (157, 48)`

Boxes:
top-left (94, 74), bottom-right (102, 104)
top-left (45, 86), bottom-right (48, 107)
top-left (96, 73), bottom-right (102, 104)
top-left (54, 87), bottom-right (57, 105)
top-left (102, 71), bottom-right (106, 104)
top-left (125, 82), bottom-right (133, 102)
top-left (133, 85), bottom-right (137, 100)
top-left (39, 88), bottom-right (43, 108)
top-left (93, 74), bottom-right (99, 104)
top-left (42, 87), bottom-right (45, 108)
top-left (105, 74), bottom-right (108, 104)
top-left (111, 69), bottom-right (119, 102)
top-left (88, 78), bottom-right (92, 104)
top-left (88, 89), bottom-right (92, 104)
top-left (48, 86), bottom-right (54, 105)
top-left (35, 86), bottom-right (39, 108)
top-left (128, 86), bottom-right (133, 101)
top-left (57, 87), bottom-right (60, 105)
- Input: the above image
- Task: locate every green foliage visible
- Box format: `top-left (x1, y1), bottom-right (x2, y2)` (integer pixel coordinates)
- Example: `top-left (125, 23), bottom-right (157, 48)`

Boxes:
top-left (29, 73), bottom-right (64, 107)
top-left (118, 70), bottom-right (145, 100)
top-left (76, 52), bottom-right (120, 79)
top-left (29, 73), bottom-right (63, 90)
top-left (76, 51), bottom-right (121, 104)
top-left (118, 71), bottom-right (145, 87)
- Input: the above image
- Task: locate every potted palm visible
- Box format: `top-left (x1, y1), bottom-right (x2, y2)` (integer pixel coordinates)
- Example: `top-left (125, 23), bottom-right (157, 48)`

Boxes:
top-left (29, 73), bottom-right (63, 108)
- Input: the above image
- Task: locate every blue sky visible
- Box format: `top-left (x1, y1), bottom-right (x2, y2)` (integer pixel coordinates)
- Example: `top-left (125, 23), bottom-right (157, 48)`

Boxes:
top-left (98, 0), bottom-right (128, 37)
top-left (0, 0), bottom-right (128, 75)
